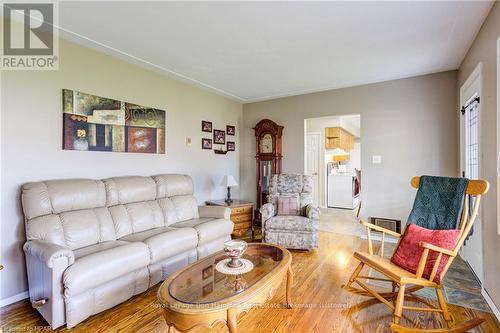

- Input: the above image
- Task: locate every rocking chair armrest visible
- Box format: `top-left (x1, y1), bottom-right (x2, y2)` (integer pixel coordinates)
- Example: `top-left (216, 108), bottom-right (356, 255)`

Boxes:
top-left (415, 242), bottom-right (457, 280)
top-left (360, 220), bottom-right (401, 238)
top-left (419, 242), bottom-right (455, 257)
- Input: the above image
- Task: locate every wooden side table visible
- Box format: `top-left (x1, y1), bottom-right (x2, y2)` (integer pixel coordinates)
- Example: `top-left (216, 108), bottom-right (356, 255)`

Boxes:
top-left (206, 200), bottom-right (254, 241)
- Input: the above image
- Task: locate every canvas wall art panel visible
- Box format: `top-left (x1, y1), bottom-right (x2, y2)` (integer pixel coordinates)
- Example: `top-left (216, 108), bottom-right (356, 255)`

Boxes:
top-left (62, 89), bottom-right (166, 154)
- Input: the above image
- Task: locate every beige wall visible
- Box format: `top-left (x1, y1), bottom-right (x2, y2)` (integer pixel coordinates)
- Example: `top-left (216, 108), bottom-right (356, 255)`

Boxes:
top-left (0, 38), bottom-right (242, 301)
top-left (241, 70), bottom-right (458, 224)
top-left (458, 3), bottom-right (500, 307)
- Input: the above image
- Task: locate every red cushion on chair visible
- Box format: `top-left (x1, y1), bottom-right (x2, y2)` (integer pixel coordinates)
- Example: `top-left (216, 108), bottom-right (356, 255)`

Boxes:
top-left (390, 224), bottom-right (460, 283)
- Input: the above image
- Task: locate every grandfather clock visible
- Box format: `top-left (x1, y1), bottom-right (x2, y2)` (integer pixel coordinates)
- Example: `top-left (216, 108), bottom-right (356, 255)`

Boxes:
top-left (253, 119), bottom-right (284, 227)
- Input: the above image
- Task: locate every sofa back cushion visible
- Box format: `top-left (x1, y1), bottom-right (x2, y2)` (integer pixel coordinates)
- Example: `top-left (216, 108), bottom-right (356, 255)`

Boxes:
top-left (153, 174), bottom-right (194, 198)
top-left (22, 179), bottom-right (106, 219)
top-left (104, 176), bottom-right (165, 238)
top-left (103, 176), bottom-right (156, 206)
top-left (22, 174), bottom-right (199, 246)
top-left (153, 174), bottom-right (198, 224)
top-left (22, 179), bottom-right (116, 249)
top-left (157, 197), bottom-right (178, 226)
top-left (171, 195), bottom-right (199, 221)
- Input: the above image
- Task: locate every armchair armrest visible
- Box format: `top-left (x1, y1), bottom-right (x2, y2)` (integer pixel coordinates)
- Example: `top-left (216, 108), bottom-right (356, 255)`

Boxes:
top-left (23, 240), bottom-right (75, 268)
top-left (305, 204), bottom-right (320, 220)
top-left (198, 205), bottom-right (231, 220)
top-left (260, 203), bottom-right (275, 223)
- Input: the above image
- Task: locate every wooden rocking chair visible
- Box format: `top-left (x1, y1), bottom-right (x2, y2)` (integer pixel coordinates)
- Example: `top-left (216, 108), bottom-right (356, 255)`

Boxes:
top-left (342, 176), bottom-right (489, 333)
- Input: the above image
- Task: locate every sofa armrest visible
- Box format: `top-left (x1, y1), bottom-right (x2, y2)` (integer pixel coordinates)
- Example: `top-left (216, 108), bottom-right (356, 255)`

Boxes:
top-left (23, 240), bottom-right (74, 328)
top-left (306, 204), bottom-right (320, 220)
top-left (23, 240), bottom-right (75, 268)
top-left (198, 206), bottom-right (231, 220)
top-left (260, 203), bottom-right (275, 223)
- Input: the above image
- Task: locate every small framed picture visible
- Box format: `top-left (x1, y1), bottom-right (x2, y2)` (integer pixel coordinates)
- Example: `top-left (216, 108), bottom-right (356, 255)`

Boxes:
top-left (202, 120), bottom-right (212, 132)
top-left (213, 129), bottom-right (225, 144)
top-left (226, 125), bottom-right (235, 136)
top-left (202, 138), bottom-right (212, 150)
top-left (202, 265), bottom-right (213, 280)
top-left (227, 141), bottom-right (235, 151)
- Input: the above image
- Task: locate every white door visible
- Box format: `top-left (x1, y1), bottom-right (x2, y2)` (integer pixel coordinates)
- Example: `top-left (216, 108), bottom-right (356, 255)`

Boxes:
top-left (460, 64), bottom-right (483, 283)
top-left (306, 133), bottom-right (320, 206)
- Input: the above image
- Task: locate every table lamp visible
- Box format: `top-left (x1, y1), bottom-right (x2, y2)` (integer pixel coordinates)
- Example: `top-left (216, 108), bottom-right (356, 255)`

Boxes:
top-left (220, 175), bottom-right (238, 203)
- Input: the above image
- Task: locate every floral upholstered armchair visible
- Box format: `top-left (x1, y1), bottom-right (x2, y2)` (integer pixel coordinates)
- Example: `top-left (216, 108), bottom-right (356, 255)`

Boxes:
top-left (260, 174), bottom-right (320, 250)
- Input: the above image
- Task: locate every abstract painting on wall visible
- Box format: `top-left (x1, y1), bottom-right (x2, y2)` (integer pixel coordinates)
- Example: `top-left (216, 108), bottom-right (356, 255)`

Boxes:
top-left (63, 89), bottom-right (166, 154)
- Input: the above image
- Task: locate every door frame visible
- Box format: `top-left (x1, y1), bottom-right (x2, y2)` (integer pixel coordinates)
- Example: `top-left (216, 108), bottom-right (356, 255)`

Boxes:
top-left (305, 132), bottom-right (321, 207)
top-left (459, 62), bottom-right (483, 283)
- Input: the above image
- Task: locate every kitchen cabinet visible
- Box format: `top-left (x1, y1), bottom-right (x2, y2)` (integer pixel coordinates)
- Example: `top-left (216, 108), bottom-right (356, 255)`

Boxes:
top-left (325, 127), bottom-right (354, 151)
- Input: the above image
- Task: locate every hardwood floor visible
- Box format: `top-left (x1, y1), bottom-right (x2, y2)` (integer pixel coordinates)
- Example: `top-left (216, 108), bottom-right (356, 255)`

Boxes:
top-left (2, 232), bottom-right (499, 332)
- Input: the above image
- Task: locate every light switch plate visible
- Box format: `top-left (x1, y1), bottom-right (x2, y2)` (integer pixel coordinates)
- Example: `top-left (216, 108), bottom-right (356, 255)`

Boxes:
top-left (372, 155), bottom-right (382, 164)
top-left (186, 137), bottom-right (192, 146)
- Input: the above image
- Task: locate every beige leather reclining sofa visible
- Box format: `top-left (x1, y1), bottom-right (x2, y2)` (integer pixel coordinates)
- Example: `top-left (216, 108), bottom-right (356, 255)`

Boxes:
top-left (21, 174), bottom-right (234, 329)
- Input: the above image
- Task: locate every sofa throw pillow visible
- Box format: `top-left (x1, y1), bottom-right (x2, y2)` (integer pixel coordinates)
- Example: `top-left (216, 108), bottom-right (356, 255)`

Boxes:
top-left (277, 196), bottom-right (300, 216)
top-left (390, 224), bottom-right (460, 283)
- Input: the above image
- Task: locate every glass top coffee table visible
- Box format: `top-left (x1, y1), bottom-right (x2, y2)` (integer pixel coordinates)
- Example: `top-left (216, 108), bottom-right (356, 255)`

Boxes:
top-left (157, 243), bottom-right (293, 333)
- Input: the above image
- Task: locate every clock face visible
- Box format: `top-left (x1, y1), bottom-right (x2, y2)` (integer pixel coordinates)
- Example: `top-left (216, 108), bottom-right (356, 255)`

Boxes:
top-left (260, 134), bottom-right (273, 153)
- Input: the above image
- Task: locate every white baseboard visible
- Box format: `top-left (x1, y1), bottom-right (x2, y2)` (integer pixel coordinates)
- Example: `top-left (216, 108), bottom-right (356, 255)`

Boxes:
top-left (0, 291), bottom-right (29, 308)
top-left (482, 287), bottom-right (500, 322)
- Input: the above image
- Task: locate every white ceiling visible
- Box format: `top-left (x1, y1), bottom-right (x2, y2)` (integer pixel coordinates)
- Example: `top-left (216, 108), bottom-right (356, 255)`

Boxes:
top-left (58, 1), bottom-right (493, 103)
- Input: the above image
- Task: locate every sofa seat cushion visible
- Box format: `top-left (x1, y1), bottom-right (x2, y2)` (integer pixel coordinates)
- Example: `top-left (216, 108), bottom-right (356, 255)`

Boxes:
top-left (73, 240), bottom-right (130, 260)
top-left (63, 242), bottom-right (149, 297)
top-left (265, 216), bottom-right (316, 232)
top-left (120, 227), bottom-right (198, 263)
top-left (169, 217), bottom-right (213, 228)
top-left (119, 226), bottom-right (171, 242)
top-left (171, 218), bottom-right (234, 244)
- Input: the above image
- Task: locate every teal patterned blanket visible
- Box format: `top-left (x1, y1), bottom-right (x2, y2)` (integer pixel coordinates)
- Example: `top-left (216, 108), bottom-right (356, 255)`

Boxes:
top-left (408, 176), bottom-right (469, 230)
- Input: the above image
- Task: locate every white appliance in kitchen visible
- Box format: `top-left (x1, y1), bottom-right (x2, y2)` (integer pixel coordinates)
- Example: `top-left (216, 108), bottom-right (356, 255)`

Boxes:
top-left (327, 173), bottom-right (360, 209)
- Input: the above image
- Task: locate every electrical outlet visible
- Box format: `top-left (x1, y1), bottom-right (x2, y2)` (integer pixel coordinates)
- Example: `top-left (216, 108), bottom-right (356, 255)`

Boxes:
top-left (372, 155), bottom-right (382, 164)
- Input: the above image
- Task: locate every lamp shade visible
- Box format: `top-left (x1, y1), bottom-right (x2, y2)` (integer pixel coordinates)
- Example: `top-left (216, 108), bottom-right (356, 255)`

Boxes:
top-left (220, 175), bottom-right (238, 187)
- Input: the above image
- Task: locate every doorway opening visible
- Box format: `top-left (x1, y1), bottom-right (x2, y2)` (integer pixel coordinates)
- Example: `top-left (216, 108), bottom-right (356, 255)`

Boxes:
top-left (305, 114), bottom-right (362, 236)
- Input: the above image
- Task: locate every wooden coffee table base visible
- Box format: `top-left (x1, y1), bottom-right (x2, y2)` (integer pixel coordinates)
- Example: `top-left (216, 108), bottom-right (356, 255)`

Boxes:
top-left (160, 253), bottom-right (292, 333)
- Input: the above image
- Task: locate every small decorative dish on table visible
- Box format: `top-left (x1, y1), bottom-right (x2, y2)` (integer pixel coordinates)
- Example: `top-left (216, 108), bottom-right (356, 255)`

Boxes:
top-left (215, 240), bottom-right (254, 276)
